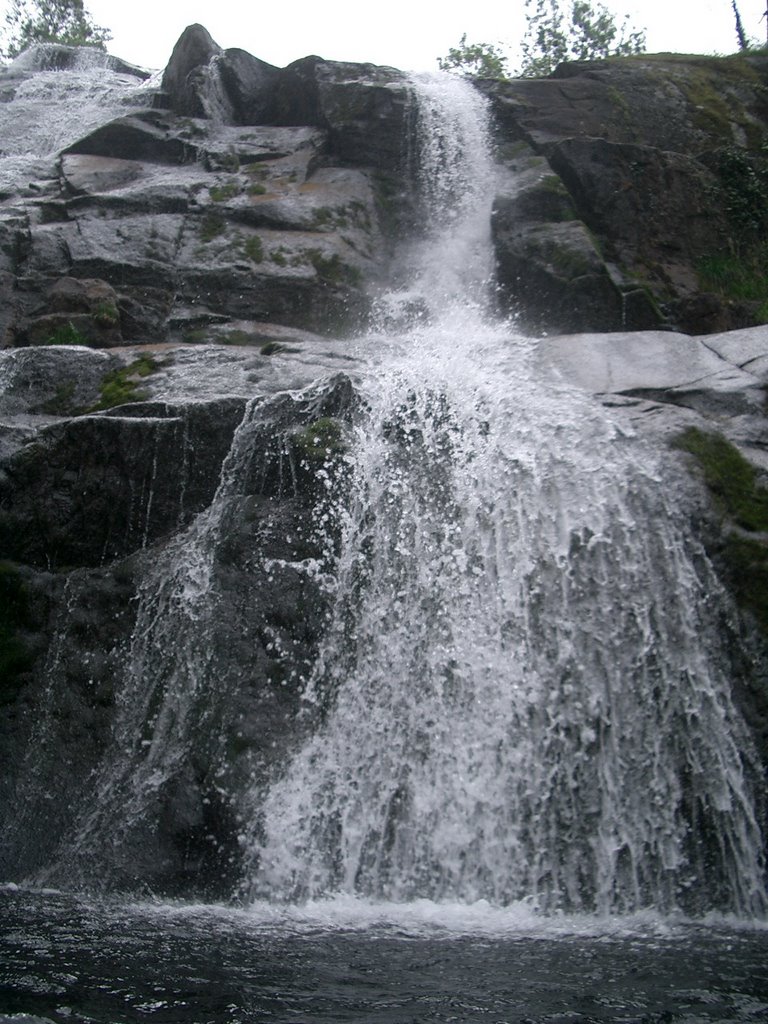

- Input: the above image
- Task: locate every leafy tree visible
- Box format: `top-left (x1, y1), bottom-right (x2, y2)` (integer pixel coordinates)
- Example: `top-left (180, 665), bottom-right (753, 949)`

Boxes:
top-left (439, 1), bottom-right (645, 80)
top-left (437, 33), bottom-right (510, 79)
top-left (519, 0), bottom-right (646, 77)
top-left (1, 0), bottom-right (111, 60)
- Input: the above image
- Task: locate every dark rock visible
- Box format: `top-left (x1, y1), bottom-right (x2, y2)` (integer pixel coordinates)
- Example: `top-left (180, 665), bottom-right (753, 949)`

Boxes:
top-left (0, 396), bottom-right (247, 569)
top-left (63, 110), bottom-right (201, 164)
top-left (0, 345), bottom-right (119, 422)
top-left (215, 48), bottom-right (282, 124)
top-left (279, 56), bottom-right (410, 168)
top-left (16, 276), bottom-right (123, 348)
top-left (480, 54), bottom-right (768, 334)
top-left (492, 150), bottom-right (662, 333)
top-left (160, 24), bottom-right (223, 118)
top-left (0, 374), bottom-right (356, 896)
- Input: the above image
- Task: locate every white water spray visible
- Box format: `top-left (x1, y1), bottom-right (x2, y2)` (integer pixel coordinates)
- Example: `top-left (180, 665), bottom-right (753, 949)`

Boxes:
top-left (245, 74), bottom-right (767, 916)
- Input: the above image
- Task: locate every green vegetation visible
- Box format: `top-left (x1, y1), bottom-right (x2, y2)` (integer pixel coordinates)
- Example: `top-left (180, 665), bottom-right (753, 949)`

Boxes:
top-left (438, 34), bottom-right (510, 78)
top-left (673, 428), bottom-right (768, 531)
top-left (219, 148), bottom-right (240, 173)
top-left (91, 355), bottom-right (158, 411)
top-left (260, 341), bottom-right (289, 355)
top-left (698, 245), bottom-right (768, 322)
top-left (46, 320), bottom-right (89, 346)
top-left (699, 145), bottom-right (768, 324)
top-left (199, 212), bottom-right (226, 243)
top-left (306, 249), bottom-right (361, 286)
top-left (438, 0), bottom-right (645, 80)
top-left (247, 182), bottom-right (267, 196)
top-left (520, 0), bottom-right (646, 76)
top-left (209, 181), bottom-right (241, 203)
top-left (218, 330), bottom-right (254, 346)
top-left (243, 237), bottom-right (264, 263)
top-left (672, 427), bottom-right (768, 632)
top-left (292, 417), bottom-right (346, 466)
top-left (0, 562), bottom-right (34, 703)
top-left (93, 300), bottom-right (119, 327)
top-left (183, 327), bottom-right (208, 344)
top-left (245, 162), bottom-right (270, 180)
top-left (1, 0), bottom-right (111, 59)
top-left (312, 206), bottom-right (345, 229)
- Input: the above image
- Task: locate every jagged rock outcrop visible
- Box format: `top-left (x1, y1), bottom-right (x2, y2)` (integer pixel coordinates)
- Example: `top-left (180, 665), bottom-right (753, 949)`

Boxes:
top-left (2, 30), bottom-right (768, 896)
top-left (0, 31), bottom-right (412, 353)
top-left (481, 53), bottom-right (768, 335)
top-left (1, 36), bottom-right (766, 348)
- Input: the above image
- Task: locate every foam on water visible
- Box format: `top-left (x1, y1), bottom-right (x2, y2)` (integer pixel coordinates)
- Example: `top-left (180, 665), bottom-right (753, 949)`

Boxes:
top-left (243, 74), bottom-right (768, 918)
top-left (11, 69), bottom-right (765, 923)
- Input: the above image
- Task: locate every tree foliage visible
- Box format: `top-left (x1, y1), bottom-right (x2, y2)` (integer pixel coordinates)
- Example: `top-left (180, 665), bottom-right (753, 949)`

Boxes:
top-left (438, 0), bottom-right (646, 80)
top-left (1, 0), bottom-right (111, 60)
top-left (519, 0), bottom-right (646, 77)
top-left (437, 33), bottom-right (510, 79)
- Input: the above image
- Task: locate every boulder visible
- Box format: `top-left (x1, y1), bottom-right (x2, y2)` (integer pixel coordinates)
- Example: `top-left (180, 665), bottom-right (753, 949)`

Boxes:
top-left (275, 57), bottom-right (410, 168)
top-left (481, 53), bottom-right (768, 334)
top-left (16, 277), bottom-right (123, 347)
top-left (160, 24), bottom-right (223, 115)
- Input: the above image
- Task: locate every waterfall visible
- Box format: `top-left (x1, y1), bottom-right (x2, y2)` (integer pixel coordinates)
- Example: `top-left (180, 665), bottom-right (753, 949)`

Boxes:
top-left (243, 74), bottom-right (767, 916)
top-left (0, 51), bottom-right (154, 190)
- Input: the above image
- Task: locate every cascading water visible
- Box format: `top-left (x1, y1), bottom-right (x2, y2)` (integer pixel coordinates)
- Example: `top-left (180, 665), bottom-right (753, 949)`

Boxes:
top-left (0, 46), bottom-right (155, 194)
top-left (244, 74), bottom-right (767, 916)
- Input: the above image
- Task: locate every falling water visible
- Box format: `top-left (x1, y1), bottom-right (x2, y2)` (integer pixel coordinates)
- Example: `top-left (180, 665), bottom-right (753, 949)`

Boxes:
top-left (0, 46), bottom-right (154, 193)
top-left (245, 74), bottom-right (767, 916)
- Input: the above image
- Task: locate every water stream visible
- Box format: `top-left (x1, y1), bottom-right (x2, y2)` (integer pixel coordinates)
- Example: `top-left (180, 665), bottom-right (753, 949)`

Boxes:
top-left (244, 73), bottom-right (766, 918)
top-left (2, 66), bottom-right (768, 1024)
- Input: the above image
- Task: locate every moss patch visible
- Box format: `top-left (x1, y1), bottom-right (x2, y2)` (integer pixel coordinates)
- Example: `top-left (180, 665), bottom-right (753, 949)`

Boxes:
top-left (672, 427), bottom-right (768, 531)
top-left (673, 426), bottom-right (768, 632)
top-left (698, 145), bottom-right (768, 323)
top-left (292, 417), bottom-right (346, 466)
top-left (91, 356), bottom-right (159, 411)
top-left (697, 245), bottom-right (768, 324)
top-left (242, 236), bottom-right (264, 263)
top-left (46, 321), bottom-right (90, 346)
top-left (209, 181), bottom-right (241, 202)
top-left (305, 249), bottom-right (361, 286)
top-left (199, 212), bottom-right (227, 243)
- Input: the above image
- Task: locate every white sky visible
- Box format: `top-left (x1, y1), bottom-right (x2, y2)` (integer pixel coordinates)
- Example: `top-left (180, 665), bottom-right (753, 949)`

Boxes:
top-left (30, 0), bottom-right (768, 71)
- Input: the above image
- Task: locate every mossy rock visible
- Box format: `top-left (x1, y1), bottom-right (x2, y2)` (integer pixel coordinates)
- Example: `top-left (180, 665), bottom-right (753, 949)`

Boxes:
top-left (90, 356), bottom-right (160, 411)
top-left (673, 427), bottom-right (768, 634)
top-left (672, 427), bottom-right (768, 533)
top-left (291, 417), bottom-right (347, 466)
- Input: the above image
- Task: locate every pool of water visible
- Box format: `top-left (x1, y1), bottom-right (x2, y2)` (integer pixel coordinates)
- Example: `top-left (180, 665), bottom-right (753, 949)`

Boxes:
top-left (1, 886), bottom-right (767, 1023)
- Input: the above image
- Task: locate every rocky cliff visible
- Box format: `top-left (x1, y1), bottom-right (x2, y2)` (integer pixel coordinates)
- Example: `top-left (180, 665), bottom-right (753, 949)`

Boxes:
top-left (483, 53), bottom-right (768, 335)
top-left (1, 29), bottom-right (768, 897)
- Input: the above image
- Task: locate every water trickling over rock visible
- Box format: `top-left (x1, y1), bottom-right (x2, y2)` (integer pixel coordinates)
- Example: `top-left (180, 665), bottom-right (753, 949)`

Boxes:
top-left (245, 76), bottom-right (767, 916)
top-left (0, 57), bottom-right (766, 919)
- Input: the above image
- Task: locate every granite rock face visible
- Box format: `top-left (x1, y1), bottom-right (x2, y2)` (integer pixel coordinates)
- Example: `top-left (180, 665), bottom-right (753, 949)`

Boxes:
top-left (482, 54), bottom-right (768, 335)
top-left (0, 30), bottom-right (413, 354)
top-left (2, 30), bottom-right (768, 896)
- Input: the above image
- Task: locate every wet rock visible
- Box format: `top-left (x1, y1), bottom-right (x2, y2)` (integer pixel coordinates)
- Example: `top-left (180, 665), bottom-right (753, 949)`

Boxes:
top-left (481, 53), bottom-right (768, 334)
top-left (159, 23), bottom-right (223, 117)
top-left (0, 345), bottom-right (120, 419)
top-left (0, 395), bottom-right (247, 569)
top-left (17, 276), bottom-right (123, 348)
top-left (276, 56), bottom-right (410, 168)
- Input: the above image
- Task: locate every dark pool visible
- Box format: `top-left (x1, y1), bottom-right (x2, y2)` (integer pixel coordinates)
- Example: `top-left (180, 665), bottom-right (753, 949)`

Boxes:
top-left (1, 886), bottom-right (767, 1023)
